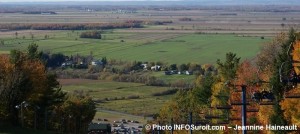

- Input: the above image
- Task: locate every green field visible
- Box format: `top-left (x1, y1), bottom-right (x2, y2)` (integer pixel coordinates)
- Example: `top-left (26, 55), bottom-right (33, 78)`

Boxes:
top-left (94, 110), bottom-right (147, 124)
top-left (0, 30), bottom-right (269, 64)
top-left (148, 71), bottom-right (196, 83)
top-left (61, 79), bottom-right (173, 116)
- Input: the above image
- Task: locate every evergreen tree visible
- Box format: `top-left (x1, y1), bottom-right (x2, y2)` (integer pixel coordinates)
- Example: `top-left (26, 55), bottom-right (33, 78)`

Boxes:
top-left (269, 28), bottom-right (296, 134)
top-left (216, 52), bottom-right (240, 81)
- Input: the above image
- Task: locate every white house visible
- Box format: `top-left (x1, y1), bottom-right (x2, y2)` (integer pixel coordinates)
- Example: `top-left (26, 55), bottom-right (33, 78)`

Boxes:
top-left (151, 65), bottom-right (161, 71)
top-left (91, 60), bottom-right (103, 66)
top-left (141, 64), bottom-right (148, 70)
top-left (185, 71), bottom-right (193, 75)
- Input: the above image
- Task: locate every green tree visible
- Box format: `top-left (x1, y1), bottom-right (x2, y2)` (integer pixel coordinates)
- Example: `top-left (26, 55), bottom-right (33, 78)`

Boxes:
top-left (216, 52), bottom-right (240, 81)
top-left (169, 64), bottom-right (177, 70)
top-left (27, 43), bottom-right (42, 60)
top-left (178, 63), bottom-right (188, 71)
top-left (101, 57), bottom-right (107, 65)
top-left (57, 90), bottom-right (96, 133)
top-left (15, 32), bottom-right (18, 39)
top-left (193, 73), bottom-right (215, 106)
top-left (0, 40), bottom-right (4, 46)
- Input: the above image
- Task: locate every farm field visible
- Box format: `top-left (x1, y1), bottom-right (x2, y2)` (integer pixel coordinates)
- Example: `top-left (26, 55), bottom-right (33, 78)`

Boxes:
top-left (0, 9), bottom-right (298, 36)
top-left (1, 7), bottom-right (296, 64)
top-left (60, 79), bottom-right (173, 117)
top-left (0, 30), bottom-right (269, 64)
top-left (147, 71), bottom-right (196, 83)
top-left (94, 110), bottom-right (147, 124)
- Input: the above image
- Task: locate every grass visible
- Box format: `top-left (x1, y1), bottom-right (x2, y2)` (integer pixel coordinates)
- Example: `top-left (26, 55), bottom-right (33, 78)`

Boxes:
top-left (0, 30), bottom-right (269, 65)
top-left (147, 71), bottom-right (196, 83)
top-left (117, 34), bottom-right (269, 64)
top-left (61, 80), bottom-right (173, 116)
top-left (93, 111), bottom-right (147, 124)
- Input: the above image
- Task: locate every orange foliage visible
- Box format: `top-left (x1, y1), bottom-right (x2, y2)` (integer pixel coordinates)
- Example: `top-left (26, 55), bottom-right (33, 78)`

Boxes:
top-left (281, 87), bottom-right (300, 126)
top-left (23, 59), bottom-right (48, 102)
top-left (292, 40), bottom-right (300, 74)
top-left (0, 54), bottom-right (47, 103)
top-left (236, 60), bottom-right (259, 86)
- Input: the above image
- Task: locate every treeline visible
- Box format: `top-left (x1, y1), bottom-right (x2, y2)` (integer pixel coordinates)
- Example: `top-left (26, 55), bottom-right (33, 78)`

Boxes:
top-left (0, 22), bottom-right (143, 30)
top-left (53, 57), bottom-right (215, 88)
top-left (80, 31), bottom-right (102, 39)
top-left (23, 11), bottom-right (57, 14)
top-left (0, 44), bottom-right (96, 133)
top-left (125, 20), bottom-right (173, 25)
top-left (178, 17), bottom-right (192, 21)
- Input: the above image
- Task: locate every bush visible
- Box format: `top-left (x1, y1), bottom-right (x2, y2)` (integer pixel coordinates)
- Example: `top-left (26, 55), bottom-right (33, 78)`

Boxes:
top-left (80, 31), bottom-right (102, 39)
top-left (179, 17), bottom-right (192, 21)
top-left (152, 89), bottom-right (178, 96)
top-left (127, 95), bottom-right (140, 99)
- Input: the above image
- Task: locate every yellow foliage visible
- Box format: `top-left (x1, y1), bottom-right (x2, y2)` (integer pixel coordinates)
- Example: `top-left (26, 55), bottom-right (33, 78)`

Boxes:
top-left (281, 98), bottom-right (300, 126)
top-left (257, 105), bottom-right (274, 125)
top-left (211, 82), bottom-right (228, 106)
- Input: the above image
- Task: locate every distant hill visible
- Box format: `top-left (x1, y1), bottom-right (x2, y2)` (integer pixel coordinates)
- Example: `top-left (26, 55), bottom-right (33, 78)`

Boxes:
top-left (1, 0), bottom-right (300, 6)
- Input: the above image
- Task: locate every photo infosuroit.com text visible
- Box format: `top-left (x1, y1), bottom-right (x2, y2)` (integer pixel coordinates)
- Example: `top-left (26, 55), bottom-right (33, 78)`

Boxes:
top-left (145, 124), bottom-right (298, 131)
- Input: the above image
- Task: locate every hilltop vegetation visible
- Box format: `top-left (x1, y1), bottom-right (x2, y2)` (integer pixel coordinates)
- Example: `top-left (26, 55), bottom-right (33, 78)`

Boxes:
top-left (151, 29), bottom-right (300, 134)
top-left (0, 44), bottom-right (96, 133)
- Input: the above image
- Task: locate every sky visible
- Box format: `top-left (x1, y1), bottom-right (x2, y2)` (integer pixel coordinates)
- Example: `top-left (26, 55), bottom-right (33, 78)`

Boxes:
top-left (0, 0), bottom-right (166, 2)
top-left (0, 0), bottom-right (140, 2)
top-left (0, 0), bottom-right (299, 5)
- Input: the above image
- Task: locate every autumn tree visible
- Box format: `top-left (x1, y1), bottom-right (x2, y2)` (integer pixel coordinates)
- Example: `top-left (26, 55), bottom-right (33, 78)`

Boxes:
top-left (268, 28), bottom-right (297, 134)
top-left (0, 44), bottom-right (95, 133)
top-left (256, 32), bottom-right (286, 77)
top-left (52, 90), bottom-right (96, 134)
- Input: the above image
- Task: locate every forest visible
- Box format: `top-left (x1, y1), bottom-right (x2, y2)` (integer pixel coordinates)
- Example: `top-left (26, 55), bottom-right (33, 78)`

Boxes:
top-left (0, 44), bottom-right (96, 133)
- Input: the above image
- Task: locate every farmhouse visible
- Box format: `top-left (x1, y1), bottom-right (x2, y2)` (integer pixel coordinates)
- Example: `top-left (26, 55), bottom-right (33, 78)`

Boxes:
top-left (91, 60), bottom-right (103, 66)
top-left (185, 71), bottom-right (193, 75)
top-left (151, 65), bottom-right (161, 71)
top-left (61, 61), bottom-right (73, 67)
top-left (141, 64), bottom-right (148, 70)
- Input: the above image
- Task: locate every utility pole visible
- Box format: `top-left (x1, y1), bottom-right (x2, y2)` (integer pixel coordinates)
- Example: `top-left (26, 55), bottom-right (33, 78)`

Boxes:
top-left (21, 102), bottom-right (24, 128)
top-left (170, 118), bottom-right (174, 134)
top-left (241, 85), bottom-right (247, 134)
top-left (189, 112), bottom-right (193, 134)
top-left (45, 109), bottom-right (48, 130)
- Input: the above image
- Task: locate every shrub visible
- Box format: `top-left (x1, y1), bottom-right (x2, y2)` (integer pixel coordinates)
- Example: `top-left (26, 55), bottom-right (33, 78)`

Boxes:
top-left (80, 31), bottom-right (102, 39)
top-left (179, 17), bottom-right (192, 21)
top-left (152, 89), bottom-right (178, 96)
top-left (127, 95), bottom-right (140, 99)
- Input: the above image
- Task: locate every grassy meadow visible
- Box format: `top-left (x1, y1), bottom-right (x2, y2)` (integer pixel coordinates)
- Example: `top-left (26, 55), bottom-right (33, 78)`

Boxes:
top-left (60, 79), bottom-right (173, 116)
top-left (0, 30), bottom-right (269, 64)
